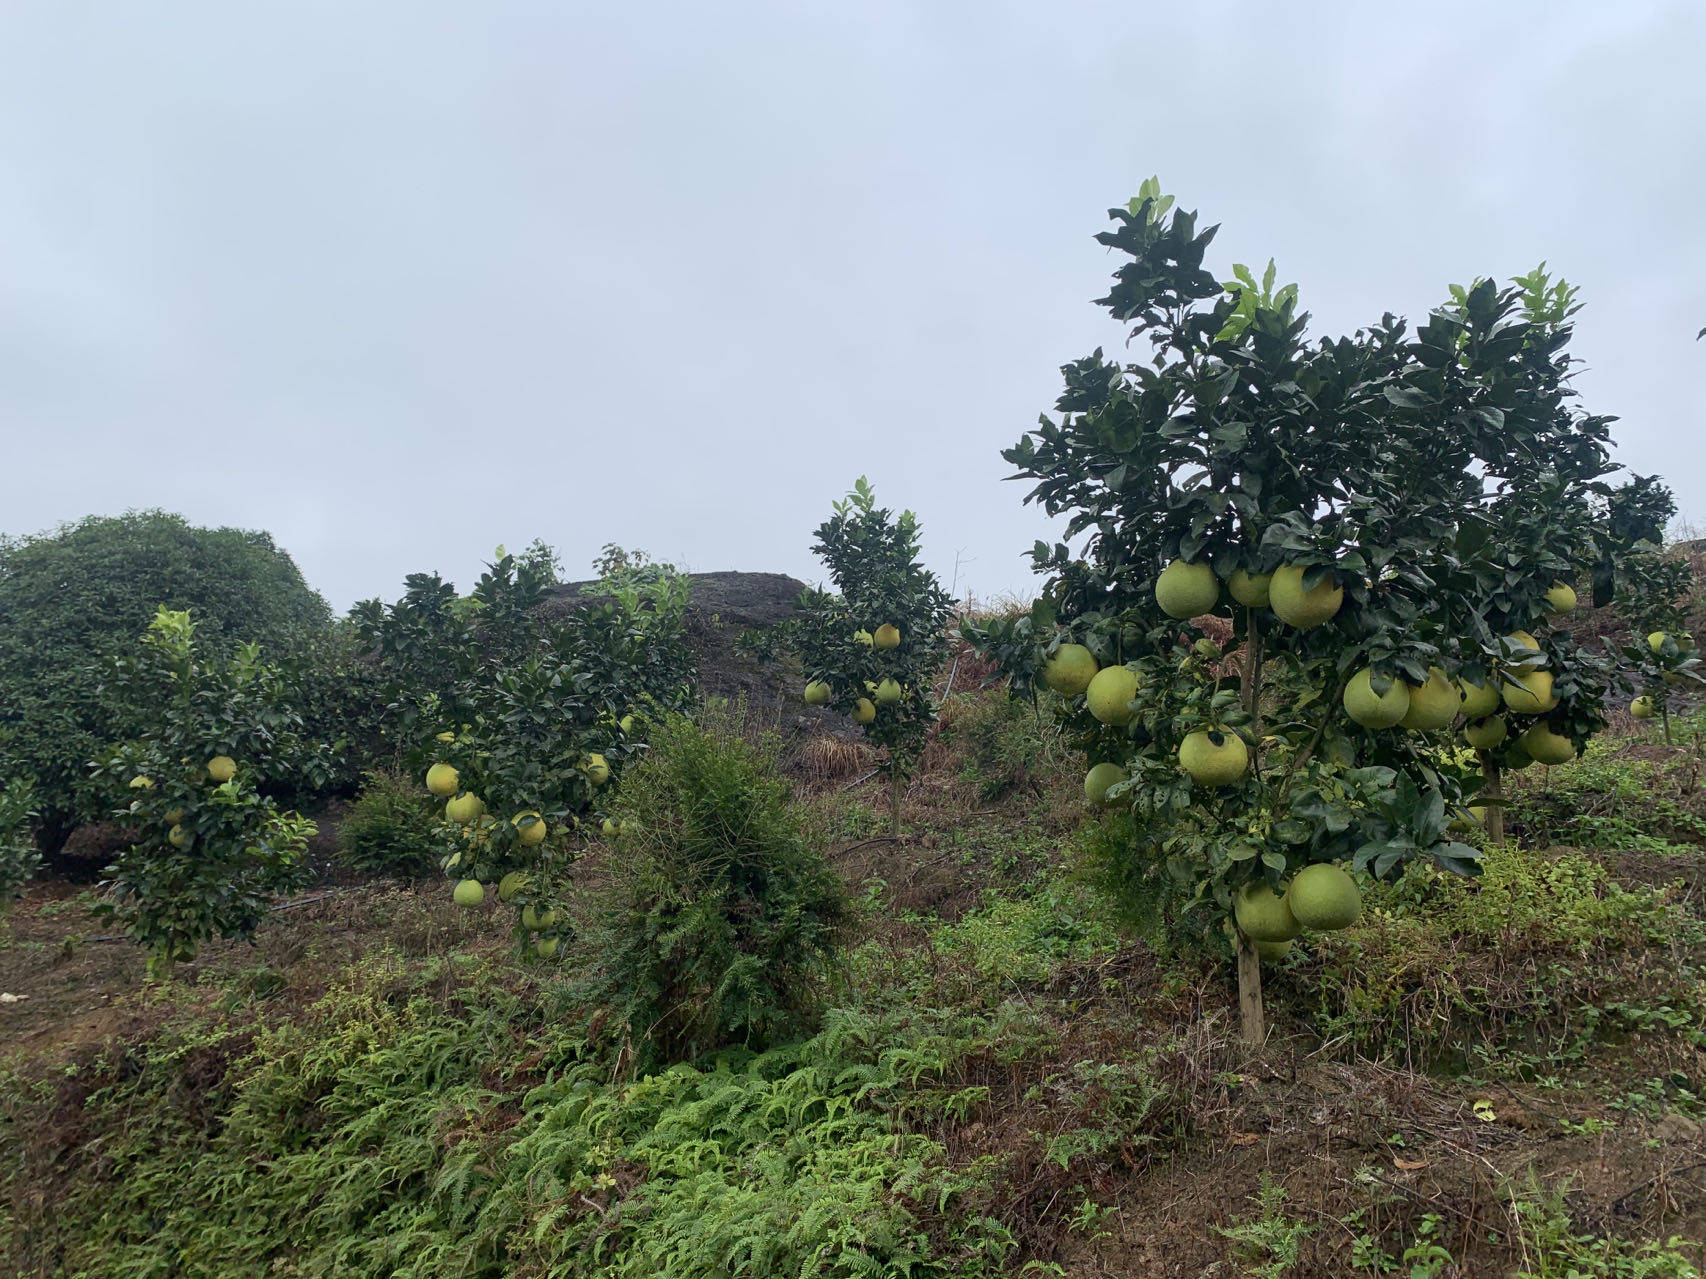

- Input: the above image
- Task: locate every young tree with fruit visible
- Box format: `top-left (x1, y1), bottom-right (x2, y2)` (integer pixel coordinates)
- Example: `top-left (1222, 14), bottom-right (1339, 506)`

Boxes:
top-left (355, 548), bottom-right (695, 952)
top-left (970, 182), bottom-right (1621, 1043)
top-left (1600, 476), bottom-right (1701, 742)
top-left (791, 478), bottom-right (955, 836)
top-left (95, 609), bottom-right (317, 977)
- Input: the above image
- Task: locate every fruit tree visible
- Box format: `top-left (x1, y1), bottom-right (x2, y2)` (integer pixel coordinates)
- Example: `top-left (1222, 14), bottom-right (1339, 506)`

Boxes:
top-left (790, 478), bottom-right (954, 835)
top-left (94, 609), bottom-right (317, 977)
top-left (1601, 476), bottom-right (1701, 741)
top-left (970, 181), bottom-right (1623, 1042)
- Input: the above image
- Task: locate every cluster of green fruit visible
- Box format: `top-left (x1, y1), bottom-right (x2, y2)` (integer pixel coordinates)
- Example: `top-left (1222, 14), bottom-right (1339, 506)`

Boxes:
top-left (129, 753), bottom-right (240, 852)
top-left (1631, 630), bottom-right (1697, 719)
top-left (802, 621), bottom-right (905, 723)
top-left (1055, 559), bottom-right (1586, 801)
top-left (426, 757), bottom-right (606, 956)
top-left (1230, 865), bottom-right (1362, 964)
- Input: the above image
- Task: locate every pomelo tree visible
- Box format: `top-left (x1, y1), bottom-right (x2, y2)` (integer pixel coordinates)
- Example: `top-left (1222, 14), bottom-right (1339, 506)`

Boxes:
top-left (1601, 476), bottom-right (1701, 740)
top-left (970, 182), bottom-right (1621, 1042)
top-left (354, 548), bottom-right (696, 949)
top-left (790, 478), bottom-right (954, 836)
top-left (94, 609), bottom-right (317, 977)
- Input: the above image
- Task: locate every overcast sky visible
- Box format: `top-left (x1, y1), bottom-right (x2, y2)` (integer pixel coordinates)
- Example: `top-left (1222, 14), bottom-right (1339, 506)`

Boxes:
top-left (4, 2), bottom-right (1703, 613)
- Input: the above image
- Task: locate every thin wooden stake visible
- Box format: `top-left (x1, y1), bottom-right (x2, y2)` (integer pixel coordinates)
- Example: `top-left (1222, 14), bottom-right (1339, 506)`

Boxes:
top-left (1237, 931), bottom-right (1266, 1047)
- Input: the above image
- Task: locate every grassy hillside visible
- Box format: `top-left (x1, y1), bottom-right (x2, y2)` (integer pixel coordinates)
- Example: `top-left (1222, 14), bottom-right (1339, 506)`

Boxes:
top-left (3, 693), bottom-right (1703, 1277)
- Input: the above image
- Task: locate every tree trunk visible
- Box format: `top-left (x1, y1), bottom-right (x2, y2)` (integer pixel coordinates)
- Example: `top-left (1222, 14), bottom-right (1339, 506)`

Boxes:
top-left (1237, 610), bottom-right (1266, 1047)
top-left (1237, 931), bottom-right (1265, 1047)
top-left (1662, 701), bottom-right (1674, 746)
top-left (889, 763), bottom-right (902, 838)
top-left (1481, 755), bottom-right (1505, 844)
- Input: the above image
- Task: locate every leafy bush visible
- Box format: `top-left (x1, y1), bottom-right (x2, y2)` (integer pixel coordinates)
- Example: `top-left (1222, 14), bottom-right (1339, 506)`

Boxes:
top-left (92, 609), bottom-right (317, 976)
top-left (0, 510), bottom-right (333, 846)
top-left (938, 689), bottom-right (1072, 801)
top-left (0, 776), bottom-right (41, 910)
top-left (337, 772), bottom-right (443, 876)
top-left (591, 706), bottom-right (853, 1069)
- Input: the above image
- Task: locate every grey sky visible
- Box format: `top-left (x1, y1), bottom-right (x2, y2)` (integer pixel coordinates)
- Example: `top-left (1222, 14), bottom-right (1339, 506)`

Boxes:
top-left (4, 2), bottom-right (1703, 613)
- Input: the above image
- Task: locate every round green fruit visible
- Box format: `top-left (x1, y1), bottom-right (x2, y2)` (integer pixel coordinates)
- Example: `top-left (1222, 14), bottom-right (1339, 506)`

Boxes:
top-left (852, 698), bottom-right (876, 725)
top-left (1458, 678), bottom-right (1500, 720)
top-left (1504, 631), bottom-right (1542, 666)
top-left (1234, 881), bottom-right (1299, 942)
top-left (619, 715), bottom-right (635, 734)
top-left (129, 774), bottom-right (154, 790)
top-left (1544, 583), bottom-right (1576, 614)
top-left (453, 879), bottom-right (484, 908)
top-left (1256, 938), bottom-right (1294, 962)
top-left (521, 905), bottom-right (555, 930)
top-left (804, 680), bottom-right (832, 706)
top-left (1521, 723), bottom-right (1576, 766)
top-left (446, 792), bottom-right (485, 824)
top-left (1083, 761), bottom-right (1126, 807)
top-left (873, 623), bottom-right (901, 650)
top-left (1154, 559), bottom-right (1219, 620)
top-left (601, 817), bottom-right (623, 838)
top-left (167, 824), bottom-right (191, 850)
top-left (536, 936), bottom-right (560, 958)
top-left (1268, 564), bottom-right (1344, 629)
top-left (1228, 569), bottom-right (1272, 608)
top-left (426, 763), bottom-right (460, 797)
top-left (206, 755), bottom-right (237, 783)
top-left (853, 629), bottom-right (875, 647)
top-left (436, 731), bottom-right (456, 743)
top-left (1630, 696), bottom-right (1655, 720)
top-left (1287, 864), bottom-right (1362, 931)
top-left (1501, 669), bottom-right (1557, 715)
top-left (1463, 716), bottom-right (1508, 750)
top-left (497, 871), bottom-right (529, 903)
top-left (1344, 668), bottom-right (1410, 729)
top-left (1179, 730), bottom-right (1248, 788)
top-left (1648, 631), bottom-right (1670, 652)
top-left (1044, 644), bottom-right (1099, 697)
top-left (1400, 668), bottom-right (1459, 731)
top-left (582, 754), bottom-right (610, 785)
top-left (513, 811), bottom-right (547, 846)
top-left (873, 678), bottom-right (903, 705)
top-left (1085, 666), bottom-right (1141, 726)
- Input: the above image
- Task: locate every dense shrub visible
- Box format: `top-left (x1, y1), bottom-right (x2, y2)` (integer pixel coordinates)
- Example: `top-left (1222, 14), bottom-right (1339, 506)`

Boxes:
top-left (337, 772), bottom-right (442, 876)
top-left (591, 706), bottom-right (853, 1069)
top-left (0, 511), bottom-right (333, 846)
top-left (938, 689), bottom-right (1072, 802)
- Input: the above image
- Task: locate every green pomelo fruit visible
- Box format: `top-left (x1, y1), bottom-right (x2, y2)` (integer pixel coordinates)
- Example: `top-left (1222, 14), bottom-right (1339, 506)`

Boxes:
top-left (1085, 666), bottom-right (1141, 725)
top-left (1521, 723), bottom-right (1576, 766)
top-left (1154, 559), bottom-right (1219, 620)
top-left (1179, 730), bottom-right (1248, 787)
top-left (446, 792), bottom-right (485, 824)
top-left (497, 871), bottom-right (529, 903)
top-left (1501, 669), bottom-right (1557, 715)
top-left (1083, 762), bottom-right (1126, 807)
top-left (1463, 716), bottom-right (1508, 750)
top-left (453, 879), bottom-right (484, 908)
top-left (804, 680), bottom-right (832, 706)
top-left (1228, 569), bottom-right (1272, 607)
top-left (1400, 668), bottom-right (1458, 731)
top-left (1233, 882), bottom-right (1299, 942)
top-left (426, 763), bottom-right (460, 797)
top-left (1344, 668), bottom-right (1410, 729)
top-left (1268, 564), bottom-right (1344, 629)
top-left (1458, 678), bottom-right (1500, 719)
top-left (1287, 864), bottom-right (1362, 931)
top-left (1045, 644), bottom-right (1099, 696)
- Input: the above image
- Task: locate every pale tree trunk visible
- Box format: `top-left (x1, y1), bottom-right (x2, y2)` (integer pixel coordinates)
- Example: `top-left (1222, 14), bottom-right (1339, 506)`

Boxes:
top-left (1480, 753), bottom-right (1505, 844)
top-left (1236, 611), bottom-right (1266, 1048)
top-left (889, 762), bottom-right (902, 838)
top-left (1237, 932), bottom-right (1265, 1046)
